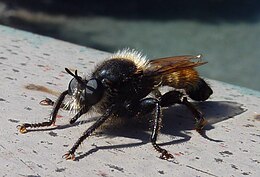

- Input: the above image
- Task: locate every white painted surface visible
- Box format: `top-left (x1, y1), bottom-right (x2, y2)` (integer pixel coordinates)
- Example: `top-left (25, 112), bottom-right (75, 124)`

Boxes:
top-left (0, 25), bottom-right (259, 177)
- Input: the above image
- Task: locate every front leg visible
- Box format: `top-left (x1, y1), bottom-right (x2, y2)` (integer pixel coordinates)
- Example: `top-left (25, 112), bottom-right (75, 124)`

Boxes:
top-left (69, 106), bottom-right (89, 124)
top-left (17, 90), bottom-right (68, 133)
top-left (63, 105), bottom-right (115, 160)
top-left (40, 97), bottom-right (69, 111)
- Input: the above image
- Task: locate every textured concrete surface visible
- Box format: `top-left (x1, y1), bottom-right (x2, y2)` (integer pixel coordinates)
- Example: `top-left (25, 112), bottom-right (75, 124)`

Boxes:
top-left (0, 25), bottom-right (259, 177)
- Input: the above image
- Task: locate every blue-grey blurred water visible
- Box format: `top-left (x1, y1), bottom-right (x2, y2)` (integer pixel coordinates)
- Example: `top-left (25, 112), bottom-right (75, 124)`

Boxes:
top-left (0, 0), bottom-right (259, 91)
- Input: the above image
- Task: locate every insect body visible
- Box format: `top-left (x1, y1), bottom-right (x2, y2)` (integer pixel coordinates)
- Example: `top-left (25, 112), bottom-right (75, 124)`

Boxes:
top-left (18, 49), bottom-right (213, 160)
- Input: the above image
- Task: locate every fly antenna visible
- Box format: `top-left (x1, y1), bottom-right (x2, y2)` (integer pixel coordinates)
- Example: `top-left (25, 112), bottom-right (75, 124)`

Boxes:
top-left (65, 68), bottom-right (85, 85)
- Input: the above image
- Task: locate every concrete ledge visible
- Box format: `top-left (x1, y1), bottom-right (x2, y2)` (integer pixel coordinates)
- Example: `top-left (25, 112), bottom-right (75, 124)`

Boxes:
top-left (0, 25), bottom-right (259, 177)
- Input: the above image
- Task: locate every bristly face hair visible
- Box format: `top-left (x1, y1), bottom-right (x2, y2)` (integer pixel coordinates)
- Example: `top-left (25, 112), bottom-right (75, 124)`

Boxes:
top-left (63, 68), bottom-right (85, 113)
top-left (18, 48), bottom-right (213, 161)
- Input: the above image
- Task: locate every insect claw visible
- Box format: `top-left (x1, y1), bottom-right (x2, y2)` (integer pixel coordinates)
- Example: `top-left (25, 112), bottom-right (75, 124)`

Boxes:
top-left (160, 151), bottom-right (174, 160)
top-left (62, 152), bottom-right (76, 161)
top-left (195, 118), bottom-right (208, 133)
top-left (39, 98), bottom-right (54, 106)
top-left (17, 124), bottom-right (28, 134)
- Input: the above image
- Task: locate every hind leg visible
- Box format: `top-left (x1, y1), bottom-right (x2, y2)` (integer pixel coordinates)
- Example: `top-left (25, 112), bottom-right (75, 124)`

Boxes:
top-left (160, 90), bottom-right (207, 133)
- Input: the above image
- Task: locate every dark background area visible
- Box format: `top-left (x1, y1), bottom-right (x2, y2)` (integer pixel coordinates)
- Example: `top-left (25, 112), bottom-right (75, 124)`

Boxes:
top-left (1, 0), bottom-right (259, 21)
top-left (1, 0), bottom-right (260, 91)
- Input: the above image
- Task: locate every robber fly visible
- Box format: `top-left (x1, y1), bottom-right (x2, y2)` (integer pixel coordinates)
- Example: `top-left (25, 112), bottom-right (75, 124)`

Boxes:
top-left (17, 49), bottom-right (213, 160)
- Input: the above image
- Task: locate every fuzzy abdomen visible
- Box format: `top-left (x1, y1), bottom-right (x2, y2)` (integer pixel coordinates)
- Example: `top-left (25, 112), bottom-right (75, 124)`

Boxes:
top-left (162, 68), bottom-right (200, 89)
top-left (162, 68), bottom-right (213, 101)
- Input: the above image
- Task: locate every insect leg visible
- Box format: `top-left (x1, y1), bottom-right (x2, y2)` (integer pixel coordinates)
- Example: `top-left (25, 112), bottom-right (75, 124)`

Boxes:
top-left (181, 97), bottom-right (207, 133)
top-left (160, 90), bottom-right (207, 133)
top-left (40, 97), bottom-right (69, 110)
top-left (135, 98), bottom-right (173, 160)
top-left (17, 90), bottom-right (68, 133)
top-left (69, 106), bottom-right (89, 124)
top-left (63, 105), bottom-right (114, 160)
top-left (39, 97), bottom-right (55, 106)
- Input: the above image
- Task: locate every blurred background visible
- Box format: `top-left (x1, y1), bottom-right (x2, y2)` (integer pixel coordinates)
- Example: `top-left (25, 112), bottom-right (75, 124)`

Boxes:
top-left (0, 0), bottom-right (259, 91)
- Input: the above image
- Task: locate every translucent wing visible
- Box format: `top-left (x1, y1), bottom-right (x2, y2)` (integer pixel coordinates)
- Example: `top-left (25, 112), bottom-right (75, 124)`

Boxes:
top-left (144, 54), bottom-right (206, 76)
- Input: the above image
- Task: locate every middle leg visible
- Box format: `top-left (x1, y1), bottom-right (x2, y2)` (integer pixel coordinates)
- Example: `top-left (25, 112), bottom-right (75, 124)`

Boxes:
top-left (131, 98), bottom-right (174, 160)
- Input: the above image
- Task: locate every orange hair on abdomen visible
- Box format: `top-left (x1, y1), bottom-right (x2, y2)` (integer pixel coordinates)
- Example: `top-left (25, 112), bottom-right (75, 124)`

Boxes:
top-left (162, 68), bottom-right (200, 90)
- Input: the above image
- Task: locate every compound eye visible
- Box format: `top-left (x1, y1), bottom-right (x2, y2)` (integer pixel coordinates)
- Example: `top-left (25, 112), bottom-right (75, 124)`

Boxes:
top-left (84, 79), bottom-right (104, 105)
top-left (86, 79), bottom-right (98, 94)
top-left (68, 78), bottom-right (78, 95)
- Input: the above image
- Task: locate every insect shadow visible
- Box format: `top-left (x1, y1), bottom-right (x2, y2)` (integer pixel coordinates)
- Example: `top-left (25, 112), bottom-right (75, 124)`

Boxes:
top-left (21, 100), bottom-right (246, 161)
top-left (160, 101), bottom-right (246, 143)
top-left (102, 100), bottom-right (246, 141)
top-left (74, 100), bottom-right (246, 160)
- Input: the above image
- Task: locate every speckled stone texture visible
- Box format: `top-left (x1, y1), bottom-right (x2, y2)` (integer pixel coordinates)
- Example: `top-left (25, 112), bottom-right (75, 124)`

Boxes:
top-left (0, 25), bottom-right (259, 177)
